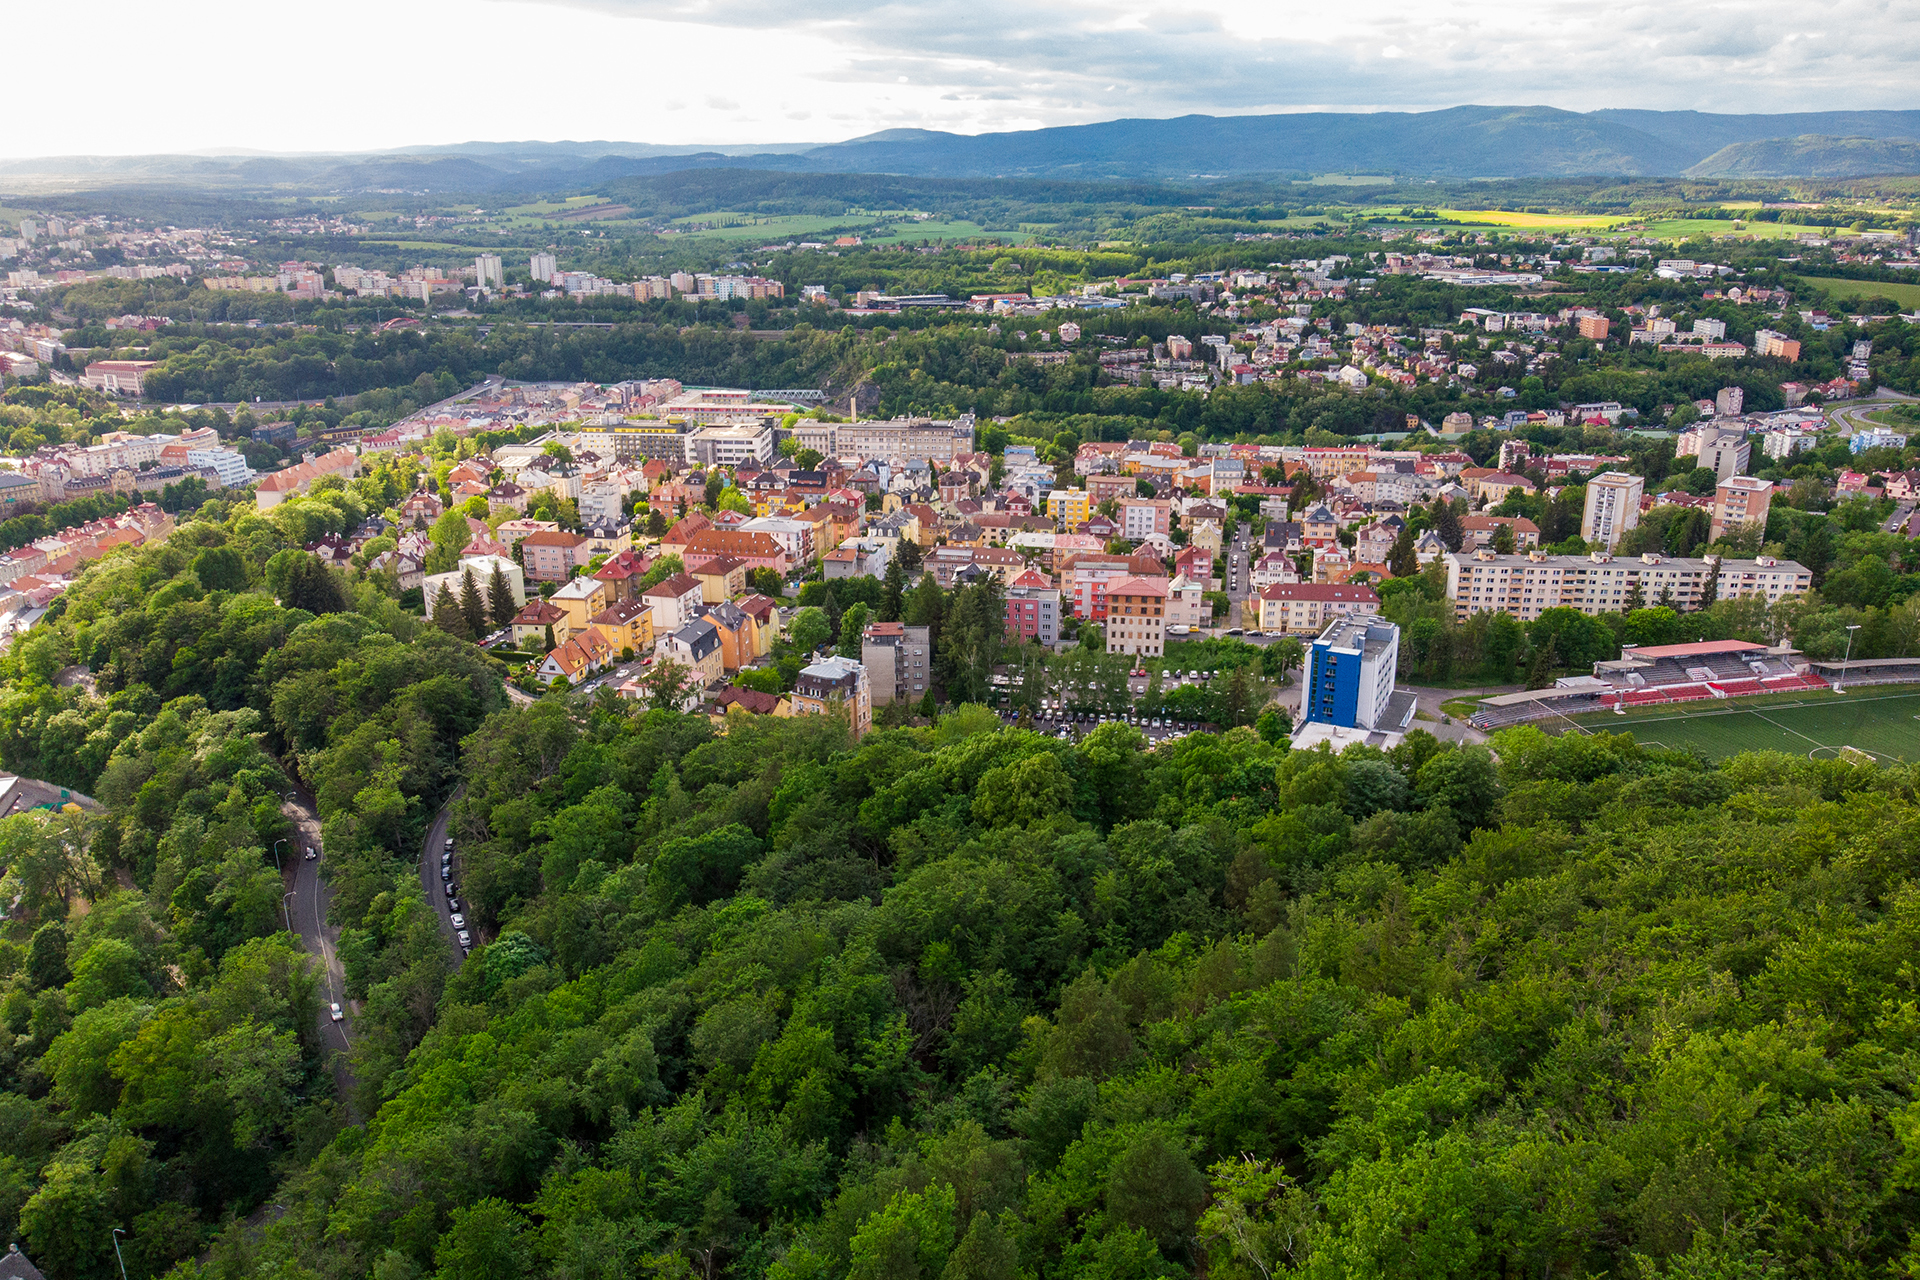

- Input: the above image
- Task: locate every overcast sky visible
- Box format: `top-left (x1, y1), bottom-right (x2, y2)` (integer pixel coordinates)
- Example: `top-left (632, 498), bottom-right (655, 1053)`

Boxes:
top-left (7, 0), bottom-right (1918, 157)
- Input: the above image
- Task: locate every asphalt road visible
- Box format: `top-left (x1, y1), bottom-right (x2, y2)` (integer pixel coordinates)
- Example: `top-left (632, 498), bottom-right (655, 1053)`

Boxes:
top-left (418, 794), bottom-right (468, 970)
top-left (278, 789), bottom-right (356, 1110)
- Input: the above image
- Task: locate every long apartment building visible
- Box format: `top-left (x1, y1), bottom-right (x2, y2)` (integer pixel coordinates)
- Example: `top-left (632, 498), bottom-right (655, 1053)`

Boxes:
top-left (788, 416), bottom-right (975, 463)
top-left (1445, 549), bottom-right (1811, 623)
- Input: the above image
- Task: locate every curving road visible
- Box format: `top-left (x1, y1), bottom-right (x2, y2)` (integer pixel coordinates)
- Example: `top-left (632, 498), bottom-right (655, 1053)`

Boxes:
top-left (418, 792), bottom-right (468, 970)
top-left (278, 788), bottom-right (356, 1111)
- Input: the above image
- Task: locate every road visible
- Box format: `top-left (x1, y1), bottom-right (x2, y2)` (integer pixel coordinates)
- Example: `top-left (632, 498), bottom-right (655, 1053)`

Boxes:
top-left (418, 793), bottom-right (468, 970)
top-left (277, 789), bottom-right (356, 1110)
top-left (1223, 531), bottom-right (1252, 630)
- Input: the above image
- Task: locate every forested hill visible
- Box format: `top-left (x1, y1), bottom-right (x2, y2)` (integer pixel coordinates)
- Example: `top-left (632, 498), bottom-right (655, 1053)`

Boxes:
top-left (4, 488), bottom-right (1920, 1279)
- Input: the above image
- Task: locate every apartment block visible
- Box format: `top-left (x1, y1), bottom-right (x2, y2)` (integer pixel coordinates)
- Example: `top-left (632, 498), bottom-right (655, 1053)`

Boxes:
top-left (1710, 476), bottom-right (1773, 543)
top-left (1580, 472), bottom-right (1644, 550)
top-left (793, 656), bottom-right (872, 739)
top-left (861, 622), bottom-right (932, 705)
top-left (1445, 549), bottom-right (1810, 622)
top-left (1255, 582), bottom-right (1381, 635)
top-left (1104, 576), bottom-right (1169, 658)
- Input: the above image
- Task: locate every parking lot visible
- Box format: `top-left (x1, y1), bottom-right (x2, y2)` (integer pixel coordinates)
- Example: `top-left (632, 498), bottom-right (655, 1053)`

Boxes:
top-left (995, 705), bottom-right (1218, 744)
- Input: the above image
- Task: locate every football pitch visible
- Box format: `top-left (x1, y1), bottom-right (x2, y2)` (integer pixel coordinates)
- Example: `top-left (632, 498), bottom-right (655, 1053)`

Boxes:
top-left (1554, 689), bottom-right (1920, 762)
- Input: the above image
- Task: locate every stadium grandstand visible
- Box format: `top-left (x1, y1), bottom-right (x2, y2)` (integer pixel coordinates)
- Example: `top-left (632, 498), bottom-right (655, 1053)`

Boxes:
top-left (1807, 657), bottom-right (1920, 689)
top-left (1468, 639), bottom-right (1821, 731)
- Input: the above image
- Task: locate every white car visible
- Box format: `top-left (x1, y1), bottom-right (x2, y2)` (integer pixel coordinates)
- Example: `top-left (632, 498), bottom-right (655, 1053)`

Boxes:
top-left (304, 846), bottom-right (317, 860)
top-left (457, 930), bottom-right (472, 946)
top-left (449, 913), bottom-right (466, 929)
top-left (329, 1002), bottom-right (343, 1022)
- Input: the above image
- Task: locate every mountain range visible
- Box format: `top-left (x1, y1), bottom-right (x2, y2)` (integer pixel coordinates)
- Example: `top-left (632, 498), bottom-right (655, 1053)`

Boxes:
top-left (6, 105), bottom-right (1920, 194)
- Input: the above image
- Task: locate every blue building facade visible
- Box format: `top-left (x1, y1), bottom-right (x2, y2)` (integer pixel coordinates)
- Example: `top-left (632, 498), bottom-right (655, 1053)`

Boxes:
top-left (1304, 615), bottom-right (1400, 730)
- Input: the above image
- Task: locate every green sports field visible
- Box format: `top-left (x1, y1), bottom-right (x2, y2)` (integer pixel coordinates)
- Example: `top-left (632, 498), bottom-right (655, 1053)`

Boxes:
top-left (1556, 689), bottom-right (1920, 761)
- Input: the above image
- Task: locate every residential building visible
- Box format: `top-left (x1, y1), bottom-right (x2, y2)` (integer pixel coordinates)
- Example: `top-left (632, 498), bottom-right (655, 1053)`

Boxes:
top-left (1699, 432), bottom-right (1751, 481)
top-left (1580, 472), bottom-right (1644, 550)
top-left (1166, 573), bottom-right (1207, 631)
top-left (1047, 489), bottom-right (1092, 526)
top-left (1715, 386), bottom-right (1744, 416)
top-left (577, 418), bottom-right (690, 461)
top-left (1755, 329), bottom-right (1802, 361)
top-left (593, 548), bottom-right (654, 600)
top-left (546, 576), bottom-right (610, 637)
top-left (792, 655), bottom-right (873, 739)
top-left (253, 448), bottom-right (359, 511)
top-left (79, 359), bottom-right (159, 396)
top-left (586, 599), bottom-right (654, 656)
top-left (1444, 549), bottom-right (1811, 622)
top-left (538, 627), bottom-right (615, 685)
top-left (1711, 476), bottom-right (1774, 542)
top-left (683, 528), bottom-right (787, 574)
top-left (640, 572), bottom-right (705, 636)
top-left (1003, 569), bottom-right (1062, 644)
top-left (691, 555), bottom-right (748, 602)
top-left (685, 422), bottom-right (775, 467)
top-left (475, 253), bottom-right (504, 289)
top-left (862, 621), bottom-right (932, 705)
top-left (1577, 314), bottom-right (1611, 341)
top-left (510, 598), bottom-right (567, 648)
top-left (661, 618), bottom-right (726, 687)
top-left (531, 252), bottom-right (557, 282)
top-left (1460, 514), bottom-right (1540, 551)
top-left (520, 530), bottom-right (593, 582)
top-left (1255, 582), bottom-right (1381, 634)
top-left (1116, 497), bottom-right (1172, 539)
top-left (1304, 615), bottom-right (1400, 730)
top-left (1104, 576), bottom-right (1169, 658)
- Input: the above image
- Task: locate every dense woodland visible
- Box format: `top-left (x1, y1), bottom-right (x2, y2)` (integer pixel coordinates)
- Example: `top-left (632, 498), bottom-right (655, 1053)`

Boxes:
top-left (0, 488), bottom-right (1918, 1280)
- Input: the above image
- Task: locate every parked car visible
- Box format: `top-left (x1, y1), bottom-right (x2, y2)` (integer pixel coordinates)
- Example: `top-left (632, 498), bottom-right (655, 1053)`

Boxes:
top-left (457, 930), bottom-right (472, 946)
top-left (329, 1002), bottom-right (343, 1022)
top-left (445, 882), bottom-right (458, 898)
top-left (446, 898), bottom-right (460, 913)
top-left (449, 913), bottom-right (466, 928)
top-left (304, 846), bottom-right (317, 860)
top-left (440, 866), bottom-right (451, 881)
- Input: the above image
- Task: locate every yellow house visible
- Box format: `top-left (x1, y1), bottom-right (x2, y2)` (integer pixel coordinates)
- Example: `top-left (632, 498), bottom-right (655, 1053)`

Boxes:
top-left (586, 600), bottom-right (655, 656)
top-left (550, 576), bottom-right (610, 636)
top-left (1047, 489), bottom-right (1091, 525)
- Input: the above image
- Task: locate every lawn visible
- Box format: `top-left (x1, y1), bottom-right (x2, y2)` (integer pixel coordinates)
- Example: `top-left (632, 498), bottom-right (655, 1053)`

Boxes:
top-left (1802, 275), bottom-right (1920, 309)
top-left (1555, 688), bottom-right (1920, 762)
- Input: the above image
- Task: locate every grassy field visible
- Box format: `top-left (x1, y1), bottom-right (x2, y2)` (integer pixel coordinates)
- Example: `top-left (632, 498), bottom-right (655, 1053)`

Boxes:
top-left (1634, 218), bottom-right (1832, 241)
top-left (1802, 275), bottom-right (1920, 309)
top-left (1556, 688), bottom-right (1920, 761)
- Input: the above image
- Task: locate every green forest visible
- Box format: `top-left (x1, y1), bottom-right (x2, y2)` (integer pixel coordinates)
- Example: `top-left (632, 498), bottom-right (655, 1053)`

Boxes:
top-left (1, 492), bottom-right (1920, 1280)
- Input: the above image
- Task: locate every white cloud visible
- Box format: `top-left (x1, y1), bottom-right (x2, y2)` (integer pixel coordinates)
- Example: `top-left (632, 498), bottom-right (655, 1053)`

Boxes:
top-left (0, 0), bottom-right (1914, 157)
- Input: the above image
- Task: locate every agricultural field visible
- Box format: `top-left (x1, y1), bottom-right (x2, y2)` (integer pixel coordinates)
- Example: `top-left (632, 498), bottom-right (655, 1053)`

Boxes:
top-left (1556, 687), bottom-right (1920, 761)
top-left (1803, 274), bottom-right (1920, 309)
top-left (1433, 208), bottom-right (1634, 231)
top-left (1633, 217), bottom-right (1831, 240)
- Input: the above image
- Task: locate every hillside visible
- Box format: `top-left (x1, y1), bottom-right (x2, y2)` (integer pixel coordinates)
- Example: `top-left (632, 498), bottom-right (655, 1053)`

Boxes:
top-left (10, 106), bottom-right (1920, 195)
top-left (1686, 133), bottom-right (1920, 178)
top-left (5, 487), bottom-right (1920, 1280)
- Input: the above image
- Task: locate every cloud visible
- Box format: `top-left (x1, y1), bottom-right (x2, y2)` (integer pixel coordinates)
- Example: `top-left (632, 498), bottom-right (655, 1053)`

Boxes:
top-left (0, 0), bottom-right (1915, 155)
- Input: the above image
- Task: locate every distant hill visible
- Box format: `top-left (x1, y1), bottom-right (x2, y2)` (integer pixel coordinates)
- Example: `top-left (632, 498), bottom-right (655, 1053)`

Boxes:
top-left (1685, 134), bottom-right (1920, 178)
top-left (9, 106), bottom-right (1920, 196)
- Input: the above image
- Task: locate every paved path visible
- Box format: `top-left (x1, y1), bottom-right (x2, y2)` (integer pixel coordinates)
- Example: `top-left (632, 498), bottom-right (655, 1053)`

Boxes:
top-left (418, 793), bottom-right (468, 969)
top-left (277, 788), bottom-right (356, 1112)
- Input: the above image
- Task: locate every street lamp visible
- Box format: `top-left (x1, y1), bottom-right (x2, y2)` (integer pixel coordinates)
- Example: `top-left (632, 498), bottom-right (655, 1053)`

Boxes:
top-left (282, 891), bottom-right (296, 933)
top-left (1838, 623), bottom-right (1862, 692)
top-left (272, 838), bottom-right (287, 872)
top-left (111, 1228), bottom-right (129, 1280)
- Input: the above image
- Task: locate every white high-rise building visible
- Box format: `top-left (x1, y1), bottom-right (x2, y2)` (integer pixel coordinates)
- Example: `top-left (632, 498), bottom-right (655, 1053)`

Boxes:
top-left (17, 219), bottom-right (38, 241)
top-left (530, 253), bottom-right (557, 284)
top-left (476, 254), bottom-right (503, 289)
top-left (1581, 472), bottom-right (1644, 550)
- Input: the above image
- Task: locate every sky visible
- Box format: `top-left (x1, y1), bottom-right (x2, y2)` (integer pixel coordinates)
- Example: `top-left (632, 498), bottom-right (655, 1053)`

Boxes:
top-left (6, 0), bottom-right (1918, 157)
